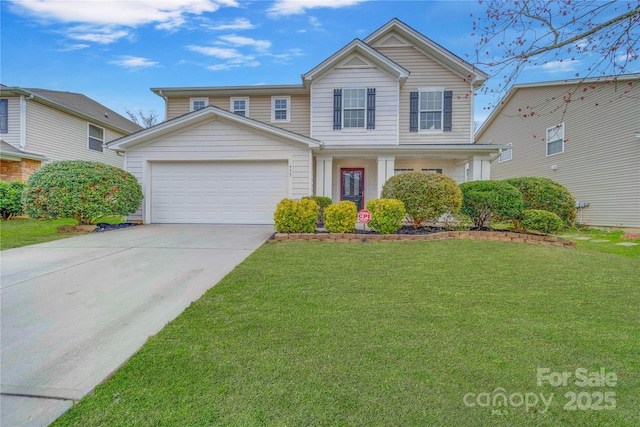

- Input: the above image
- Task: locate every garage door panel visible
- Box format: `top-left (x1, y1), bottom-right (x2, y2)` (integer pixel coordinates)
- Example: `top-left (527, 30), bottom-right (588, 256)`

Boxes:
top-left (151, 161), bottom-right (288, 224)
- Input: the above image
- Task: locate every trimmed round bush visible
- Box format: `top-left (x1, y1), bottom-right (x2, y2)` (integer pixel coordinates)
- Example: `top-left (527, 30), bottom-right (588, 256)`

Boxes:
top-left (274, 198), bottom-right (319, 233)
top-left (459, 180), bottom-right (523, 228)
top-left (0, 180), bottom-right (26, 220)
top-left (521, 209), bottom-right (564, 234)
top-left (366, 198), bottom-right (406, 234)
top-left (323, 200), bottom-right (357, 233)
top-left (504, 177), bottom-right (576, 228)
top-left (23, 161), bottom-right (143, 225)
top-left (381, 172), bottom-right (462, 228)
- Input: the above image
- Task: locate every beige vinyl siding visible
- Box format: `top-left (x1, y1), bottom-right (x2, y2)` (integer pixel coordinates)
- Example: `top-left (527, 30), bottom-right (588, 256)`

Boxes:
top-left (483, 82), bottom-right (640, 228)
top-left (124, 117), bottom-right (312, 222)
top-left (1, 96), bottom-right (22, 148)
top-left (376, 45), bottom-right (473, 144)
top-left (166, 95), bottom-right (311, 137)
top-left (310, 64), bottom-right (398, 145)
top-left (24, 101), bottom-right (125, 168)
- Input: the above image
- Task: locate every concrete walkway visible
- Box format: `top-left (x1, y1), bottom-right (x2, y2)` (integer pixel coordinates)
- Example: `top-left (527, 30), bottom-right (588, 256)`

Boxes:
top-left (1, 225), bottom-right (274, 426)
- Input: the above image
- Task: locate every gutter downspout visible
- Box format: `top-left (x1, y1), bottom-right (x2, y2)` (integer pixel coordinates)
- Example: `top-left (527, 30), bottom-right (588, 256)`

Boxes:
top-left (157, 90), bottom-right (168, 121)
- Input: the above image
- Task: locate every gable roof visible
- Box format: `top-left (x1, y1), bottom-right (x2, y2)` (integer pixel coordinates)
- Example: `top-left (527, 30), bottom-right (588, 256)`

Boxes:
top-left (301, 38), bottom-right (410, 86)
top-left (107, 105), bottom-right (321, 151)
top-left (474, 73), bottom-right (640, 139)
top-left (0, 86), bottom-right (142, 134)
top-left (0, 140), bottom-right (48, 162)
top-left (364, 18), bottom-right (489, 88)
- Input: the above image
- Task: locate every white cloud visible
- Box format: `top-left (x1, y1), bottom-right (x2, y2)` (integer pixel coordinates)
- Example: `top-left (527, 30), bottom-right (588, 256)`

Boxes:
top-left (66, 26), bottom-right (130, 44)
top-left (218, 35), bottom-right (271, 51)
top-left (187, 45), bottom-right (246, 59)
top-left (267, 0), bottom-right (365, 16)
top-left (205, 17), bottom-right (255, 31)
top-left (58, 43), bottom-right (91, 51)
top-left (110, 55), bottom-right (159, 69)
top-left (535, 59), bottom-right (580, 74)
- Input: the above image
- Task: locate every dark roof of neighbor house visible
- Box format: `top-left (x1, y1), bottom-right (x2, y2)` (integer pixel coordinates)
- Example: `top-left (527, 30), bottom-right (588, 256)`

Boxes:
top-left (0, 140), bottom-right (48, 161)
top-left (0, 86), bottom-right (142, 134)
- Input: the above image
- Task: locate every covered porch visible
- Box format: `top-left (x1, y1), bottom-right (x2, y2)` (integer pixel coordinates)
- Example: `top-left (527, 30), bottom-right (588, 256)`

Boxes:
top-left (313, 145), bottom-right (502, 210)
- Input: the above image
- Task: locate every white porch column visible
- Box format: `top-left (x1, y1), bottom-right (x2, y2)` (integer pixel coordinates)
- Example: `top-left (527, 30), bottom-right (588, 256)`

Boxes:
top-left (315, 156), bottom-right (333, 198)
top-left (467, 155), bottom-right (491, 181)
top-left (377, 156), bottom-right (395, 197)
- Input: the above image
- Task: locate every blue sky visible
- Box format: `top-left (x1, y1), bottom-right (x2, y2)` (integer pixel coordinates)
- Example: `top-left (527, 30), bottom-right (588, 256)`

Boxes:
top-left (1, 0), bottom-right (626, 126)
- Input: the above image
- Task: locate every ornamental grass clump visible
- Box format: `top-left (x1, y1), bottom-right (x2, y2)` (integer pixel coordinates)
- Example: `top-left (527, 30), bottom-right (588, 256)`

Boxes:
top-left (323, 200), bottom-right (357, 233)
top-left (381, 171), bottom-right (462, 228)
top-left (23, 160), bottom-right (143, 225)
top-left (273, 198), bottom-right (319, 233)
top-left (366, 198), bottom-right (406, 234)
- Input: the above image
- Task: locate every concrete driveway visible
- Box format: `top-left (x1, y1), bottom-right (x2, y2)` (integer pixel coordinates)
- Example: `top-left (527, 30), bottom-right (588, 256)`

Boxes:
top-left (1, 224), bottom-right (274, 426)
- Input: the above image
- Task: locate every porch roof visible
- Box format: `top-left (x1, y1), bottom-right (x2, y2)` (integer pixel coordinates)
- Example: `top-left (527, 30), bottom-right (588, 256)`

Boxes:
top-left (314, 143), bottom-right (507, 158)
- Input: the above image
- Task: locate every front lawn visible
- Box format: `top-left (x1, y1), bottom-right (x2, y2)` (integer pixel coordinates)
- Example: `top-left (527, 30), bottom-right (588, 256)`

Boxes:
top-left (560, 229), bottom-right (640, 259)
top-left (0, 217), bottom-right (124, 250)
top-left (54, 240), bottom-right (639, 426)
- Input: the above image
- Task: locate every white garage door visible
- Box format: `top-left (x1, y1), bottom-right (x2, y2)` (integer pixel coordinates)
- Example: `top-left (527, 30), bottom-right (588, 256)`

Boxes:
top-left (151, 161), bottom-right (289, 224)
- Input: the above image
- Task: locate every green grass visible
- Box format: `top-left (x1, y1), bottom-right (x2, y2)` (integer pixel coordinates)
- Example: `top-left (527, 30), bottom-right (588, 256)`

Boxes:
top-left (560, 229), bottom-right (640, 259)
top-left (53, 240), bottom-right (639, 426)
top-left (0, 217), bottom-right (124, 250)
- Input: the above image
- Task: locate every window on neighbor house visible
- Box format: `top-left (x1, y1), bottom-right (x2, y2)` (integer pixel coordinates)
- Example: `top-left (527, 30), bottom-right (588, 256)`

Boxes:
top-left (0, 99), bottom-right (8, 133)
top-left (422, 168), bottom-right (443, 174)
top-left (231, 98), bottom-right (249, 116)
top-left (88, 123), bottom-right (104, 153)
top-left (272, 96), bottom-right (290, 122)
top-left (546, 123), bottom-right (564, 156)
top-left (499, 143), bottom-right (513, 162)
top-left (190, 98), bottom-right (208, 112)
top-left (394, 168), bottom-right (414, 175)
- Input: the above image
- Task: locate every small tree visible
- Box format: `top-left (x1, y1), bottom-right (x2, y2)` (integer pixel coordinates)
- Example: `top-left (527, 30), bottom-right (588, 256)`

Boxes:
top-left (23, 161), bottom-right (143, 225)
top-left (126, 108), bottom-right (158, 128)
top-left (382, 172), bottom-right (462, 228)
top-left (0, 180), bottom-right (26, 220)
top-left (460, 180), bottom-right (523, 229)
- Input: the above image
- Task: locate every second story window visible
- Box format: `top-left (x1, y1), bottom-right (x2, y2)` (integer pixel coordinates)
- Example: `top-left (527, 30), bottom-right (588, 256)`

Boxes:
top-left (271, 96), bottom-right (290, 122)
top-left (88, 123), bottom-right (104, 153)
top-left (410, 89), bottom-right (452, 132)
top-left (343, 88), bottom-right (366, 128)
top-left (0, 99), bottom-right (8, 133)
top-left (231, 97), bottom-right (249, 117)
top-left (190, 98), bottom-right (208, 111)
top-left (546, 123), bottom-right (564, 156)
top-left (419, 90), bottom-right (443, 130)
top-left (333, 88), bottom-right (375, 130)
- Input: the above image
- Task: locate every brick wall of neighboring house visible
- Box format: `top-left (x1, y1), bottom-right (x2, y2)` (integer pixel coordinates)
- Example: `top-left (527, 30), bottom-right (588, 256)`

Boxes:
top-left (0, 159), bottom-right (42, 182)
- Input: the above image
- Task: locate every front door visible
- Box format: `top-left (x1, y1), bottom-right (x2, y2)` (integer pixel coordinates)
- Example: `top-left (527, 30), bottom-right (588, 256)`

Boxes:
top-left (341, 168), bottom-right (364, 211)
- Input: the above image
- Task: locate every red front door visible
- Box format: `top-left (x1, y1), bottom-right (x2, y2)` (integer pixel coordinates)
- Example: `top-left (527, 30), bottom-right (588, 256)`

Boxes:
top-left (340, 168), bottom-right (364, 211)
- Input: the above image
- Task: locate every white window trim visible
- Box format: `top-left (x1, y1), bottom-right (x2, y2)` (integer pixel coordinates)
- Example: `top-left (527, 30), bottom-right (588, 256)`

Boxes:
top-left (230, 97), bottom-right (249, 117)
top-left (394, 168), bottom-right (414, 175)
top-left (418, 87), bottom-right (444, 133)
top-left (190, 97), bottom-right (208, 112)
top-left (421, 168), bottom-right (443, 174)
top-left (499, 143), bottom-right (513, 163)
top-left (546, 123), bottom-right (565, 157)
top-left (271, 96), bottom-right (291, 123)
top-left (87, 123), bottom-right (105, 153)
top-left (342, 87), bottom-right (367, 131)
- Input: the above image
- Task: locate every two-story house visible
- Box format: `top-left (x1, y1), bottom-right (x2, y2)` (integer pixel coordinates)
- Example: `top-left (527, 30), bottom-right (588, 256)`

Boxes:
top-left (0, 86), bottom-right (142, 181)
top-left (108, 18), bottom-right (503, 224)
top-left (476, 75), bottom-right (640, 230)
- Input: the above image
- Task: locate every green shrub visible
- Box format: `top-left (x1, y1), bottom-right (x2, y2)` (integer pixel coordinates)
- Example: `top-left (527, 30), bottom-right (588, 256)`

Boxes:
top-left (504, 177), bottom-right (576, 228)
top-left (381, 172), bottom-right (462, 228)
top-left (303, 196), bottom-right (333, 225)
top-left (274, 198), bottom-right (319, 233)
top-left (521, 209), bottom-right (564, 234)
top-left (323, 200), bottom-right (357, 233)
top-left (460, 180), bottom-right (523, 229)
top-left (23, 161), bottom-right (143, 225)
top-left (366, 198), bottom-right (406, 234)
top-left (0, 180), bottom-right (26, 220)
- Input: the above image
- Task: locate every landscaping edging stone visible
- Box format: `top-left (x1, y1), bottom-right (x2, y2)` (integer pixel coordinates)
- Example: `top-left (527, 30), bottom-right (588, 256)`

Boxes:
top-left (270, 230), bottom-right (576, 248)
top-left (58, 225), bottom-right (97, 233)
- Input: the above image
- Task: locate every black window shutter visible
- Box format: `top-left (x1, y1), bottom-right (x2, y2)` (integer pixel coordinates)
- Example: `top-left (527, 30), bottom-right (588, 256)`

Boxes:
top-left (0, 99), bottom-right (7, 133)
top-left (443, 90), bottom-right (453, 132)
top-left (409, 91), bottom-right (418, 132)
top-left (333, 89), bottom-right (342, 130)
top-left (366, 88), bottom-right (376, 129)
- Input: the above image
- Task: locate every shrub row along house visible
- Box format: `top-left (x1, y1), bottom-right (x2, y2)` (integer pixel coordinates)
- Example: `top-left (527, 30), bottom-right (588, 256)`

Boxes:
top-left (108, 18), bottom-right (506, 225)
top-left (476, 75), bottom-right (640, 230)
top-left (0, 86), bottom-right (142, 181)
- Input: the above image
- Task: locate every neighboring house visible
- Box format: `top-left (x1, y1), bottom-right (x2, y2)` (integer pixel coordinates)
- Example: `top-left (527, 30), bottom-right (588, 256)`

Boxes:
top-left (475, 75), bottom-right (640, 230)
top-left (0, 86), bottom-right (142, 181)
top-left (108, 18), bottom-right (504, 225)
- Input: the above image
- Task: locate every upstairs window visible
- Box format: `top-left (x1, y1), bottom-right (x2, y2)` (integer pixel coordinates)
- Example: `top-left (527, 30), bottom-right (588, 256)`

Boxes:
top-left (271, 96), bottom-right (290, 122)
top-left (343, 88), bottom-right (366, 128)
top-left (88, 123), bottom-right (104, 153)
top-left (190, 98), bottom-right (208, 111)
top-left (0, 99), bottom-right (7, 133)
top-left (419, 90), bottom-right (443, 130)
top-left (333, 88), bottom-right (375, 130)
top-left (231, 97), bottom-right (249, 117)
top-left (410, 90), bottom-right (452, 132)
top-left (546, 123), bottom-right (564, 156)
